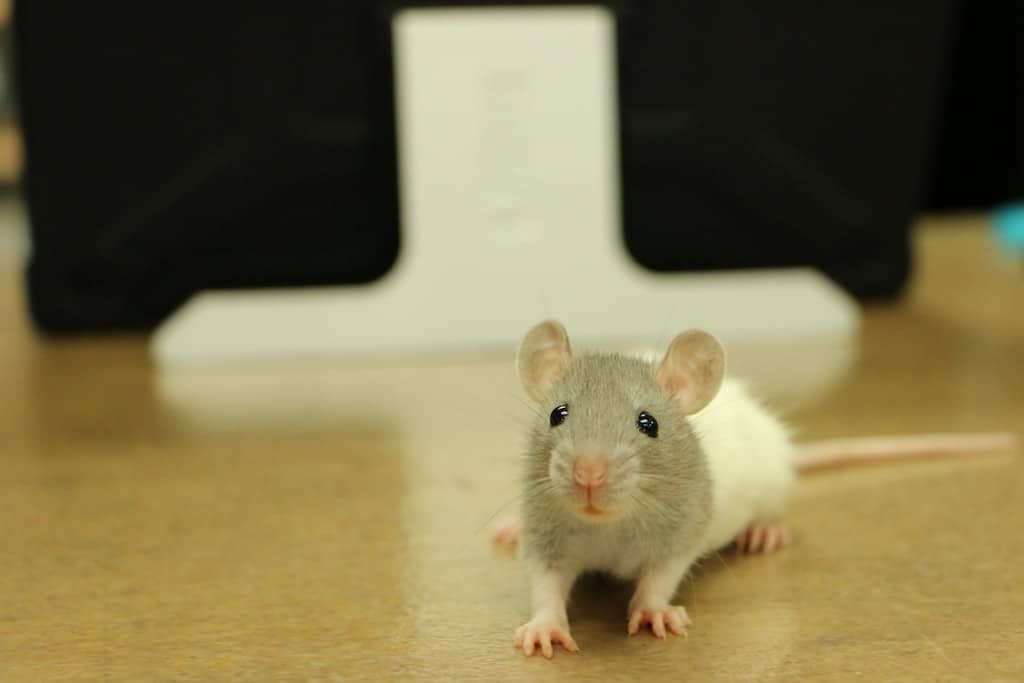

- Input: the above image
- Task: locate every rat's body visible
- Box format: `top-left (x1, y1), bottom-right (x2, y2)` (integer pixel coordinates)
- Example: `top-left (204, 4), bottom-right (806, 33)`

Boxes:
top-left (511, 320), bottom-right (790, 656)
top-left (687, 377), bottom-right (795, 553)
top-left (507, 320), bottom-right (1016, 658)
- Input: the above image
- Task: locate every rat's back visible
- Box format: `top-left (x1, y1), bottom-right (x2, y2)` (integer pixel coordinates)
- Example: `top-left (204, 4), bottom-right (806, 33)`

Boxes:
top-left (687, 378), bottom-right (796, 553)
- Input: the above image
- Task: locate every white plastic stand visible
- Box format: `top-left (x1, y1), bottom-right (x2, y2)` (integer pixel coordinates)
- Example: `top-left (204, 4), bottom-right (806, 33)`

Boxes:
top-left (151, 6), bottom-right (858, 368)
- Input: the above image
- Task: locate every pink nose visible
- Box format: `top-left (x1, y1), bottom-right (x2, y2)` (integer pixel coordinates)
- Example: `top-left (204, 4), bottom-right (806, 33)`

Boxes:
top-left (573, 456), bottom-right (609, 489)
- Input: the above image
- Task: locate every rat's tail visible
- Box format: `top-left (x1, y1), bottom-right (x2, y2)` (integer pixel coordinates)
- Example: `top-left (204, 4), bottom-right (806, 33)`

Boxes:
top-left (793, 432), bottom-right (1018, 472)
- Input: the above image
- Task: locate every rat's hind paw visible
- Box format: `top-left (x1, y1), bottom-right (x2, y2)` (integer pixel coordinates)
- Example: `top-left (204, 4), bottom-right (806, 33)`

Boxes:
top-left (627, 604), bottom-right (691, 639)
top-left (492, 515), bottom-right (521, 547)
top-left (734, 523), bottom-right (791, 554)
top-left (514, 619), bottom-right (579, 658)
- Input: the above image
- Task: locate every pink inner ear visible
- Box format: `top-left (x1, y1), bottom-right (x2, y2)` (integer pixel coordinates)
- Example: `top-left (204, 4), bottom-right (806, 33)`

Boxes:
top-left (656, 331), bottom-right (724, 415)
top-left (534, 353), bottom-right (568, 389)
top-left (518, 321), bottom-right (573, 402)
top-left (655, 361), bottom-right (686, 397)
top-left (657, 360), bottom-right (704, 414)
top-left (523, 351), bottom-right (570, 403)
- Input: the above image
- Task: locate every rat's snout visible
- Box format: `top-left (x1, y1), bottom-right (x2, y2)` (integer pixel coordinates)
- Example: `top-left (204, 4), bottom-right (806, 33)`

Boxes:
top-left (572, 454), bottom-right (609, 494)
top-left (565, 451), bottom-right (619, 519)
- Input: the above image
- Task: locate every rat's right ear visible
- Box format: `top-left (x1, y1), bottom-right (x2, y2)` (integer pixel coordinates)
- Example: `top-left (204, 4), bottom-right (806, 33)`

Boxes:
top-left (656, 330), bottom-right (725, 415)
top-left (517, 320), bottom-right (573, 403)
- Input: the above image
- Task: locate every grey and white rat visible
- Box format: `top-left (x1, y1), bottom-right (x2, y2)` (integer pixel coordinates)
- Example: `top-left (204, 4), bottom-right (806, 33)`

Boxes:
top-left (501, 319), bottom-right (1017, 658)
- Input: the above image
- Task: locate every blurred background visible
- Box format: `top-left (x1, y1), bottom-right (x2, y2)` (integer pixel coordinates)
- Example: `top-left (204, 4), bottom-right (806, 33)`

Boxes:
top-left (0, 1), bottom-right (1021, 335)
top-left (0, 7), bottom-right (1021, 678)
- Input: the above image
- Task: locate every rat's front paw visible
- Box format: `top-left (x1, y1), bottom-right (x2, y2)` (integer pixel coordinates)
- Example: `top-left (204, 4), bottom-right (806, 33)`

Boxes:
top-left (627, 603), bottom-right (691, 638)
top-left (514, 618), bottom-right (579, 658)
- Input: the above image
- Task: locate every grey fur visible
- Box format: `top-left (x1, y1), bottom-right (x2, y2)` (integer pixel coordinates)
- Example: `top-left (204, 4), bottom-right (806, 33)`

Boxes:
top-left (519, 352), bottom-right (713, 580)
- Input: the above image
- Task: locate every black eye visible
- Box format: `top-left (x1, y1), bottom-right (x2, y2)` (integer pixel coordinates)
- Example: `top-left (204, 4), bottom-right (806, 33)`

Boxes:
top-left (550, 404), bottom-right (569, 427)
top-left (636, 411), bottom-right (658, 438)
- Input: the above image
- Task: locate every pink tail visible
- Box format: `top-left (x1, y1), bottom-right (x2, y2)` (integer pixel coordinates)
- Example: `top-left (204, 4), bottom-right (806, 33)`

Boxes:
top-left (793, 432), bottom-right (1019, 472)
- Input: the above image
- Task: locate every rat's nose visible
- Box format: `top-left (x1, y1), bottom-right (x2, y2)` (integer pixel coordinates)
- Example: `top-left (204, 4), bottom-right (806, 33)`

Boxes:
top-left (573, 455), bottom-right (609, 490)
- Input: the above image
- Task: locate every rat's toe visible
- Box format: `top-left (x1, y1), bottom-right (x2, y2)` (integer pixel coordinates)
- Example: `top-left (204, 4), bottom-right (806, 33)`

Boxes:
top-left (664, 606), bottom-right (690, 636)
top-left (539, 632), bottom-right (553, 658)
top-left (650, 612), bottom-right (665, 638)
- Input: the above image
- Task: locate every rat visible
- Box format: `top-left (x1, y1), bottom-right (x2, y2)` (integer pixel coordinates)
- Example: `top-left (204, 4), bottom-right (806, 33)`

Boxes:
top-left (500, 319), bottom-right (1017, 658)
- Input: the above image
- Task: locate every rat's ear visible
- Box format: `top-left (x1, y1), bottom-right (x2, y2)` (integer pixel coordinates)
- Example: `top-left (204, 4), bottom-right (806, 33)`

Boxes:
top-left (517, 320), bottom-right (573, 403)
top-left (656, 330), bottom-right (725, 415)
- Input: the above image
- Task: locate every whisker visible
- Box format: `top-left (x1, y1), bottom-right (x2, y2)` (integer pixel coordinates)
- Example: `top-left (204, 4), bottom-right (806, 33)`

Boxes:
top-left (627, 491), bottom-right (675, 527)
top-left (709, 548), bottom-right (730, 570)
top-left (616, 452), bottom-right (642, 467)
top-left (474, 493), bottom-right (525, 535)
top-left (509, 393), bottom-right (543, 419)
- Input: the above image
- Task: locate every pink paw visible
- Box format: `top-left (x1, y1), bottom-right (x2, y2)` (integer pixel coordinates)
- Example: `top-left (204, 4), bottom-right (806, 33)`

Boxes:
top-left (735, 523), bottom-right (791, 554)
top-left (492, 515), bottom-right (521, 547)
top-left (627, 604), bottom-right (691, 638)
top-left (514, 619), bottom-right (579, 658)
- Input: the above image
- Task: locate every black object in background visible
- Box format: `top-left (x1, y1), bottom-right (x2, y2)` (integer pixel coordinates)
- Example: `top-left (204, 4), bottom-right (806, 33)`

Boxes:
top-left (14, 1), bottom-right (956, 333)
top-left (925, 2), bottom-right (1024, 210)
top-left (14, 3), bottom-right (402, 331)
top-left (616, 2), bottom-right (954, 299)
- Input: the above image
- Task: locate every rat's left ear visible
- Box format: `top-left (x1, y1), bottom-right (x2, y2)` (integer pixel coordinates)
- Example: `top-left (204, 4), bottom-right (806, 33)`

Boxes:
top-left (656, 330), bottom-right (725, 415)
top-left (517, 320), bottom-right (573, 403)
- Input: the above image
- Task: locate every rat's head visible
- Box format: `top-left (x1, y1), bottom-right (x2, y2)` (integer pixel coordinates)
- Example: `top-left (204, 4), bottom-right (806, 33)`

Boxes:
top-left (517, 320), bottom-right (724, 523)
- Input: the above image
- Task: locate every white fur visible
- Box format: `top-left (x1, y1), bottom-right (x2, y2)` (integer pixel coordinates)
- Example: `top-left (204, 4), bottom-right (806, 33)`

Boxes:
top-left (689, 378), bottom-right (796, 553)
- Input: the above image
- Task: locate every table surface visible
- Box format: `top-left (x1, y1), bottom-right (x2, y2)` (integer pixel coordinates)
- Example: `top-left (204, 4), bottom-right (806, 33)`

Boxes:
top-left (1, 215), bottom-right (1022, 682)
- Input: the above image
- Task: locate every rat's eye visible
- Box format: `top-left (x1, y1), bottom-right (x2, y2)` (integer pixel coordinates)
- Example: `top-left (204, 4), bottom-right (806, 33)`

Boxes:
top-left (550, 404), bottom-right (569, 427)
top-left (636, 411), bottom-right (658, 438)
